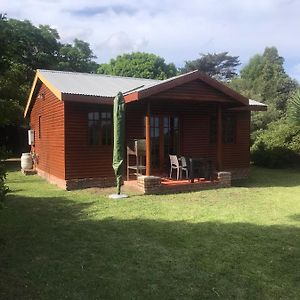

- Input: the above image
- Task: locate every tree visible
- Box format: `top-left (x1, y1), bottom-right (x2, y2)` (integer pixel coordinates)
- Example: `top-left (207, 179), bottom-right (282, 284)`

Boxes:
top-left (287, 90), bottom-right (300, 125)
top-left (0, 16), bottom-right (99, 156)
top-left (230, 47), bottom-right (298, 132)
top-left (251, 119), bottom-right (300, 168)
top-left (181, 52), bottom-right (240, 81)
top-left (57, 39), bottom-right (98, 73)
top-left (97, 52), bottom-right (177, 80)
top-left (0, 17), bottom-right (62, 122)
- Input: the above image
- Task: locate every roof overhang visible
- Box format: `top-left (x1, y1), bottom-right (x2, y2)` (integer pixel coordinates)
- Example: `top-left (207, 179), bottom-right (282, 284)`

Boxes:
top-left (24, 69), bottom-right (267, 117)
top-left (24, 70), bottom-right (62, 117)
top-left (228, 99), bottom-right (267, 112)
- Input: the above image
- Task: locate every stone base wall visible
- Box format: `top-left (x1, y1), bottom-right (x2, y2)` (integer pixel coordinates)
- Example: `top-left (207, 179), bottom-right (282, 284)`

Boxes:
top-left (137, 173), bottom-right (231, 194)
top-left (36, 168), bottom-right (67, 189)
top-left (217, 171), bottom-right (231, 188)
top-left (36, 168), bottom-right (116, 190)
top-left (137, 176), bottom-right (161, 194)
top-left (66, 177), bottom-right (116, 191)
top-left (225, 168), bottom-right (249, 180)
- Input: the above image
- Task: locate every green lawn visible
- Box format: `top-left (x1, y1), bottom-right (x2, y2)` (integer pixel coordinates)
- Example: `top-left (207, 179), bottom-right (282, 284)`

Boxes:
top-left (1, 166), bottom-right (300, 299)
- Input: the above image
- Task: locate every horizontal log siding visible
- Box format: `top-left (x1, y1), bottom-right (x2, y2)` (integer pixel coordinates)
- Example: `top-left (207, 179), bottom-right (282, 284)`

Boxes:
top-left (64, 102), bottom-right (114, 179)
top-left (154, 79), bottom-right (236, 102)
top-left (30, 84), bottom-right (65, 179)
top-left (223, 111), bottom-right (250, 169)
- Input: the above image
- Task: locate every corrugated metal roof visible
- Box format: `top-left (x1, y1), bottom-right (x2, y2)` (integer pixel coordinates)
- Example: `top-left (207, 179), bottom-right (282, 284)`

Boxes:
top-left (38, 69), bottom-right (161, 97)
top-left (35, 70), bottom-right (268, 110)
top-left (132, 70), bottom-right (199, 93)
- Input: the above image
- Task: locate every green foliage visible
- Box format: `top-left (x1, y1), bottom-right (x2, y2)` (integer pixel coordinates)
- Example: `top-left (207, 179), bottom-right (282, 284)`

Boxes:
top-left (230, 47), bottom-right (298, 131)
top-left (181, 52), bottom-right (240, 81)
top-left (287, 89), bottom-right (300, 125)
top-left (2, 167), bottom-right (300, 298)
top-left (97, 52), bottom-right (177, 79)
top-left (0, 149), bottom-right (9, 208)
top-left (0, 16), bottom-right (98, 129)
top-left (251, 120), bottom-right (300, 168)
top-left (57, 39), bottom-right (98, 73)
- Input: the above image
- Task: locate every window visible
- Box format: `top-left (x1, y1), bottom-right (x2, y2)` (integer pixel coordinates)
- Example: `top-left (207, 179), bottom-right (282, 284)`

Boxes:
top-left (209, 114), bottom-right (236, 144)
top-left (101, 112), bottom-right (112, 145)
top-left (88, 111), bottom-right (112, 145)
top-left (163, 116), bottom-right (179, 156)
top-left (146, 115), bottom-right (180, 169)
top-left (38, 116), bottom-right (42, 139)
top-left (88, 112), bottom-right (100, 145)
top-left (150, 116), bottom-right (160, 168)
top-left (223, 114), bottom-right (236, 144)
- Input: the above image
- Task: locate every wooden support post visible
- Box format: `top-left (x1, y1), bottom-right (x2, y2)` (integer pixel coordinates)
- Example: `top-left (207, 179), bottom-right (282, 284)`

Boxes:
top-left (145, 102), bottom-right (151, 176)
top-left (217, 104), bottom-right (223, 171)
top-left (159, 116), bottom-right (164, 172)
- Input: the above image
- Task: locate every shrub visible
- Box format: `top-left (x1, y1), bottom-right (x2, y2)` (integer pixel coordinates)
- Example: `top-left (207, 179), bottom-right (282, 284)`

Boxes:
top-left (0, 149), bottom-right (9, 208)
top-left (251, 120), bottom-right (300, 168)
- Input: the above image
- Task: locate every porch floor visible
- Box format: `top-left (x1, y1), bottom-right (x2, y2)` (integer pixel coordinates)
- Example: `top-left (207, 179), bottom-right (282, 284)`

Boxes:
top-left (124, 175), bottom-right (220, 194)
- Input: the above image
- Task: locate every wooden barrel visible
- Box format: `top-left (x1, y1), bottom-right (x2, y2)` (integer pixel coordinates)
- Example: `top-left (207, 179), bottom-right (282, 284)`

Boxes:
top-left (21, 153), bottom-right (33, 170)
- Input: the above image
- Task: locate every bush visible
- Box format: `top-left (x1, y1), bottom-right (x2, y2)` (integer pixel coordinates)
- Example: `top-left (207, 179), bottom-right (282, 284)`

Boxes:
top-left (251, 120), bottom-right (300, 168)
top-left (0, 149), bottom-right (9, 208)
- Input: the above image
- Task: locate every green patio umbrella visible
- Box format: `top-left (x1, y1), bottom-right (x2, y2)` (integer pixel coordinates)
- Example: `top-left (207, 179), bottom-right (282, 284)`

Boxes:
top-left (111, 92), bottom-right (127, 197)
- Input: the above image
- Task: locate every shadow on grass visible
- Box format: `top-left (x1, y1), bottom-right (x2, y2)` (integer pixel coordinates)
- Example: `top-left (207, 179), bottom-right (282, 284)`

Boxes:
top-left (4, 161), bottom-right (20, 172)
top-left (289, 214), bottom-right (300, 222)
top-left (233, 166), bottom-right (300, 188)
top-left (1, 193), bottom-right (300, 300)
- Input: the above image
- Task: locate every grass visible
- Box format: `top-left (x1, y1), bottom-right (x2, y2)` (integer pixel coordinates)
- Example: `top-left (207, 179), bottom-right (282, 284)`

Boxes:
top-left (1, 165), bottom-right (300, 299)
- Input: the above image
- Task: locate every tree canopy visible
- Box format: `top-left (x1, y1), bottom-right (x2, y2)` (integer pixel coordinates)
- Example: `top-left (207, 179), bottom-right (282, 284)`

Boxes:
top-left (57, 39), bottom-right (98, 73)
top-left (97, 52), bottom-right (177, 80)
top-left (230, 47), bottom-right (298, 132)
top-left (181, 52), bottom-right (240, 81)
top-left (287, 90), bottom-right (300, 126)
top-left (0, 17), bottom-right (98, 128)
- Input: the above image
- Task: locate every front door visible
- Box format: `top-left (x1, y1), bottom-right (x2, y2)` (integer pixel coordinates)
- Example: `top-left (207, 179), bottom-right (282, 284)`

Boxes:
top-left (150, 115), bottom-right (180, 171)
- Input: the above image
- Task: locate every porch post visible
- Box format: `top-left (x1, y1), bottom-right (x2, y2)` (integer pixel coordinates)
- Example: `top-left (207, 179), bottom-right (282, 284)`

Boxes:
top-left (145, 102), bottom-right (151, 176)
top-left (217, 104), bottom-right (223, 171)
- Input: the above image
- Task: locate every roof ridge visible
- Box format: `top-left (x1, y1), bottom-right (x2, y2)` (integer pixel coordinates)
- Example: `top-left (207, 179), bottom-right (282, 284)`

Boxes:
top-left (38, 69), bottom-right (161, 82)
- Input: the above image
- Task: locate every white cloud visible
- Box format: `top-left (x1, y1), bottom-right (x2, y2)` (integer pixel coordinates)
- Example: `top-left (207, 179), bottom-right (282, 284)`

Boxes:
top-left (290, 63), bottom-right (300, 82)
top-left (2, 0), bottom-right (300, 80)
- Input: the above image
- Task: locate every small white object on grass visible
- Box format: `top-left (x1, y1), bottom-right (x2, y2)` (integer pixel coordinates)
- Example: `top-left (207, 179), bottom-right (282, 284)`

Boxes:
top-left (108, 194), bottom-right (128, 199)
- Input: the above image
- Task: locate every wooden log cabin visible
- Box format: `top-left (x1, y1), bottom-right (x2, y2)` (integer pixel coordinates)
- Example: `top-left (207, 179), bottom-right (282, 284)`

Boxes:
top-left (24, 69), bottom-right (267, 190)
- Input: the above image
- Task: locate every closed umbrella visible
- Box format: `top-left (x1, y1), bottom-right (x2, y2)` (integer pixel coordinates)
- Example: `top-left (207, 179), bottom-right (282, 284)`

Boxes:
top-left (111, 92), bottom-right (127, 198)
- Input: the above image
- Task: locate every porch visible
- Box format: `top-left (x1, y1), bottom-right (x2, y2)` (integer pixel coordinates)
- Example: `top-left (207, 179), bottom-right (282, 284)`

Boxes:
top-left (124, 172), bottom-right (231, 194)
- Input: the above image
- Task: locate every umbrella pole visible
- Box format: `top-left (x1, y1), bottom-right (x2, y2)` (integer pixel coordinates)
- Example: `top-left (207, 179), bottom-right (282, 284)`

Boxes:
top-left (117, 176), bottom-right (121, 195)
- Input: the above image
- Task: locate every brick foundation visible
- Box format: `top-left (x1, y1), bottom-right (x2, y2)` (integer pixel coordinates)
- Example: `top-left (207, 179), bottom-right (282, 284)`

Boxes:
top-left (66, 177), bottom-right (116, 190)
top-left (217, 171), bottom-right (231, 188)
top-left (36, 168), bottom-right (67, 189)
top-left (225, 168), bottom-right (249, 180)
top-left (137, 176), bottom-right (161, 194)
top-left (36, 168), bottom-right (116, 190)
top-left (136, 172), bottom-right (232, 194)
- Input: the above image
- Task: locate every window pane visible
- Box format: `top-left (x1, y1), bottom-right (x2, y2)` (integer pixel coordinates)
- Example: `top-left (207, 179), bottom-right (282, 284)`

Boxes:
top-left (101, 110), bottom-right (112, 145)
top-left (174, 117), bottom-right (179, 129)
top-left (222, 114), bottom-right (236, 144)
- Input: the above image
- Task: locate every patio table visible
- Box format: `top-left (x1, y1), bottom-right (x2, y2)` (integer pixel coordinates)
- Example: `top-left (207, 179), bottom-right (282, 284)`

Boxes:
top-left (187, 157), bottom-right (214, 183)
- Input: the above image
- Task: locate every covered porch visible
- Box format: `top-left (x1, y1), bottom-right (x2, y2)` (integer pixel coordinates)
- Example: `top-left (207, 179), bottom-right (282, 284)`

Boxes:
top-left (122, 71), bottom-right (266, 193)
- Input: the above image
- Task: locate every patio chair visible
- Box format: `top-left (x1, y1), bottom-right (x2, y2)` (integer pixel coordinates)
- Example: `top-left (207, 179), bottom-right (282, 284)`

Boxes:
top-left (180, 156), bottom-right (189, 179)
top-left (169, 155), bottom-right (181, 180)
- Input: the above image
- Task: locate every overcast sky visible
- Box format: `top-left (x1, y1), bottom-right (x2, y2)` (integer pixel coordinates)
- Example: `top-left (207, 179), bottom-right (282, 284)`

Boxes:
top-left (2, 0), bottom-right (300, 81)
